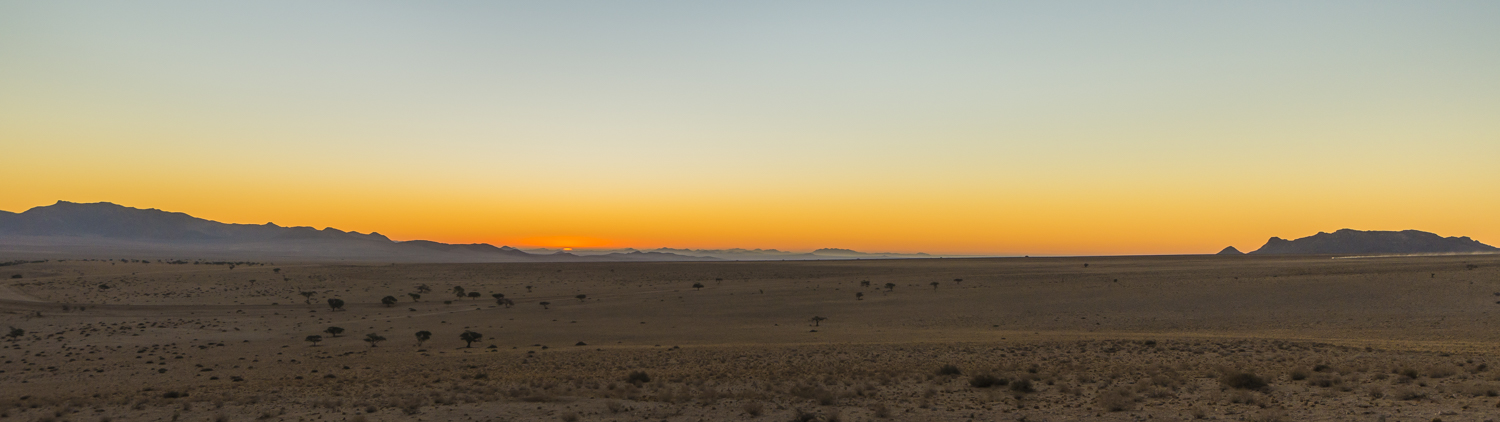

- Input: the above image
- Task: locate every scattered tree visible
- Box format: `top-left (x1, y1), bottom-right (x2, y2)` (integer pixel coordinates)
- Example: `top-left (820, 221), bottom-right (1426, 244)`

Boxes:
top-left (930, 281), bottom-right (940, 290)
top-left (575, 294), bottom-right (587, 301)
top-left (305, 335), bottom-right (322, 346)
top-left (491, 293), bottom-right (506, 299)
top-left (496, 297), bottom-right (514, 308)
top-left (467, 291), bottom-right (481, 300)
top-left (299, 291), bottom-right (316, 305)
top-left (381, 296), bottom-right (398, 307)
top-left (327, 298), bottom-right (345, 311)
top-left (884, 283), bottom-right (896, 292)
top-left (859, 280), bottom-right (871, 288)
top-left (855, 292), bottom-right (864, 300)
top-left (954, 278), bottom-right (963, 284)
top-left (692, 282), bottom-right (705, 290)
top-left (459, 330), bottom-right (483, 348)
top-left (539, 301), bottom-right (551, 309)
top-left (364, 333), bottom-right (386, 347)
top-left (273, 268), bottom-right (281, 273)
top-left (6, 327), bottom-right (24, 338)
top-left (415, 331), bottom-right (432, 347)
top-left (324, 326), bottom-right (344, 337)
top-left (416, 284), bottom-right (432, 294)
top-left (453, 286), bottom-right (466, 298)
top-left (407, 293), bottom-right (420, 302)
top-left (811, 316), bottom-right (827, 327)
top-left (525, 285), bottom-right (533, 292)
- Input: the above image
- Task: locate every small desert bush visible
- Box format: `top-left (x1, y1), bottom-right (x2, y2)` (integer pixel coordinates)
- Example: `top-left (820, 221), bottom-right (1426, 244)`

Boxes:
top-left (936, 364), bottom-right (961, 376)
top-left (1220, 371), bottom-right (1268, 390)
top-left (742, 401), bottom-right (763, 417)
top-left (968, 374), bottom-right (1004, 388)
top-left (1097, 387), bottom-right (1136, 412)
top-left (627, 371), bottom-right (651, 384)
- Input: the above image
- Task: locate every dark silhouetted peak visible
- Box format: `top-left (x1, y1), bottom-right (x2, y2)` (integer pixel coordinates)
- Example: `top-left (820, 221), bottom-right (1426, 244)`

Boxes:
top-left (1216, 246), bottom-right (1244, 255)
top-left (1249, 229), bottom-right (1497, 255)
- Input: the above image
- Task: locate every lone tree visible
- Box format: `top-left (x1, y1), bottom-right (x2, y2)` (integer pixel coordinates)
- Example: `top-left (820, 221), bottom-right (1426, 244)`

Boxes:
top-left (416, 284), bottom-right (432, 294)
top-left (324, 326), bottom-right (345, 337)
top-left (8, 327), bottom-right (25, 338)
top-left (299, 291), bottom-right (316, 305)
top-left (327, 298), bottom-right (345, 311)
top-left (575, 294), bottom-right (587, 301)
top-left (453, 286), bottom-right (466, 298)
top-left (459, 330), bottom-right (483, 348)
top-left (364, 333), bottom-right (386, 347)
top-left (415, 331), bottom-right (432, 347)
top-left (885, 283), bottom-right (896, 292)
top-left (467, 291), bottom-right (481, 300)
top-left (860, 280), bottom-right (871, 288)
top-left (930, 281), bottom-right (940, 290)
top-left (539, 301), bottom-right (551, 310)
top-left (305, 335), bottom-right (322, 346)
top-left (407, 293), bottom-right (421, 302)
top-left (525, 285), bottom-right (533, 292)
top-left (954, 278), bottom-right (963, 285)
top-left (381, 296), bottom-right (398, 307)
top-left (692, 282), bottom-right (705, 290)
top-left (855, 292), bottom-right (864, 300)
top-left (811, 316), bottom-right (827, 327)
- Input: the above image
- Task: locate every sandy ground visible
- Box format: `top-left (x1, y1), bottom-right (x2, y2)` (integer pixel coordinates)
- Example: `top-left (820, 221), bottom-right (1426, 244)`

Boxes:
top-left (3, 254), bottom-right (1500, 421)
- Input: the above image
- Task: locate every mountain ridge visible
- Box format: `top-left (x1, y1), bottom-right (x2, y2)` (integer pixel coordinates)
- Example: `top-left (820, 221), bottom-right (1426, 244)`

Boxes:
top-left (1248, 229), bottom-right (1497, 255)
top-left (0, 201), bottom-right (721, 262)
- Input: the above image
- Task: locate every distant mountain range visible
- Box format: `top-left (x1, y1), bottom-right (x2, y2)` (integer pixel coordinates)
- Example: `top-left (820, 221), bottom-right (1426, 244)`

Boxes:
top-left (0, 202), bottom-right (933, 262)
top-left (1234, 229), bottom-right (1497, 255)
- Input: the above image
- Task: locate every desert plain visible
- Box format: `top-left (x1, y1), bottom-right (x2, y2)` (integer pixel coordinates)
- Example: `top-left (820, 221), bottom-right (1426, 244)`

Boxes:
top-left (3, 254), bottom-right (1500, 421)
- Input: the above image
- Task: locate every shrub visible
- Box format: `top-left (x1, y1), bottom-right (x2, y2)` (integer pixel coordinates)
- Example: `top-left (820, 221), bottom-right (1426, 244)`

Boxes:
top-left (1220, 371), bottom-right (1268, 390)
top-left (936, 364), bottom-right (961, 376)
top-left (1009, 378), bottom-right (1035, 393)
top-left (1097, 387), bottom-right (1136, 412)
top-left (742, 401), bottom-right (763, 417)
top-left (627, 371), bottom-right (651, 384)
top-left (968, 374), bottom-right (1005, 388)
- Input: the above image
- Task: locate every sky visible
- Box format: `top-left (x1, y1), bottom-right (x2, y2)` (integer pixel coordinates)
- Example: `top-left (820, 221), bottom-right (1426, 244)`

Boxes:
top-left (2, 1), bottom-right (1497, 255)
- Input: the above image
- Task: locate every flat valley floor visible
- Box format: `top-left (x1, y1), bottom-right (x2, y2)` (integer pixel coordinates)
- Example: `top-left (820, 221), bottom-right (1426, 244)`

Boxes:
top-left (3, 254), bottom-right (1500, 421)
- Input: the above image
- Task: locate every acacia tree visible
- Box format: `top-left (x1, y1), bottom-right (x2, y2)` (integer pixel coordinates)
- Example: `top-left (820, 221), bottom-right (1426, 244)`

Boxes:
top-left (416, 284), bottom-right (432, 294)
top-left (453, 286), bottom-right (466, 299)
top-left (415, 331), bottom-right (432, 347)
top-left (459, 330), bottom-right (483, 348)
top-left (299, 291), bottom-right (316, 305)
top-left (860, 280), bottom-right (871, 288)
top-left (407, 293), bottom-right (421, 302)
top-left (327, 298), bottom-right (345, 311)
top-left (930, 281), bottom-right (940, 290)
top-left (884, 283), bottom-right (896, 292)
top-left (855, 292), bottom-right (864, 300)
top-left (692, 283), bottom-right (704, 290)
top-left (467, 292), bottom-right (481, 300)
top-left (575, 294), bottom-right (587, 301)
top-left (811, 316), bottom-right (827, 327)
top-left (364, 333), bottom-right (386, 347)
top-left (5, 327), bottom-right (23, 338)
top-left (324, 326), bottom-right (344, 337)
top-left (305, 335), bottom-right (322, 346)
top-left (539, 301), bottom-right (551, 310)
top-left (381, 296), bottom-right (398, 307)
